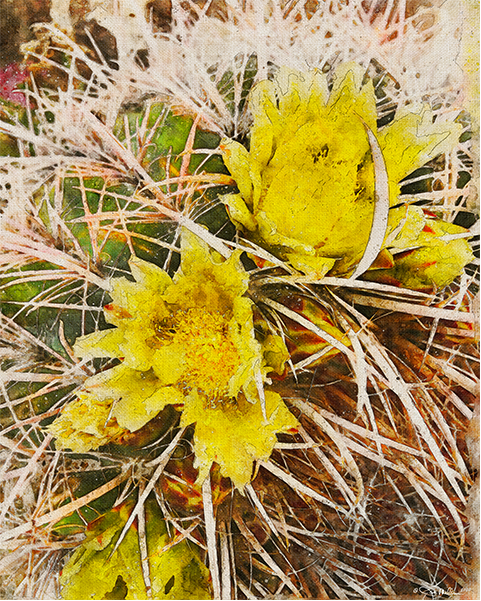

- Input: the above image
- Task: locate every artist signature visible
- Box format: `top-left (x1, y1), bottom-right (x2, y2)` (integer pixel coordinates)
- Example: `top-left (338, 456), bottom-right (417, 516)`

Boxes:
top-left (413, 586), bottom-right (470, 598)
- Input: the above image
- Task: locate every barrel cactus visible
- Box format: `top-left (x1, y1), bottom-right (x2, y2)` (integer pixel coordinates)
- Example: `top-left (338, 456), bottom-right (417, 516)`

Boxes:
top-left (0, 1), bottom-right (477, 599)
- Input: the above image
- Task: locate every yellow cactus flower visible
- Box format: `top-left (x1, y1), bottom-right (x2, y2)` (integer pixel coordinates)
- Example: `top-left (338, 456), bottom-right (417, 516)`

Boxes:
top-left (48, 394), bottom-right (126, 454)
top-left (221, 63), bottom-right (470, 282)
top-left (48, 230), bottom-right (298, 490)
top-left (365, 206), bottom-right (474, 291)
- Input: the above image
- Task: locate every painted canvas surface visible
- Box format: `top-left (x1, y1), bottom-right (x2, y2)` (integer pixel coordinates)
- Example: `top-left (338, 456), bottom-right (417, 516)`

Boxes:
top-left (0, 1), bottom-right (478, 599)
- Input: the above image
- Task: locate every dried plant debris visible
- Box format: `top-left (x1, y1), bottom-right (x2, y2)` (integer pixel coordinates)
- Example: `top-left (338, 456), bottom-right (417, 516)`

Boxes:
top-left (0, 1), bottom-right (478, 599)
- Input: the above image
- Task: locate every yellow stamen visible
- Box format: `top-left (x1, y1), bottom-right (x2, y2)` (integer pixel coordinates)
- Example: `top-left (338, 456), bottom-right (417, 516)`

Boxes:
top-left (158, 307), bottom-right (240, 402)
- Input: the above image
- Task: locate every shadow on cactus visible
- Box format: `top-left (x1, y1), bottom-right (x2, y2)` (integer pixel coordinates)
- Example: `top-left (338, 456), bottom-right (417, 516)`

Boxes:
top-left (0, 5), bottom-right (477, 601)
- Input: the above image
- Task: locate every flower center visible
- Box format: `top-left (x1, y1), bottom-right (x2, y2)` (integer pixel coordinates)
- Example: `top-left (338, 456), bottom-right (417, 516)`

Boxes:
top-left (158, 308), bottom-right (240, 402)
